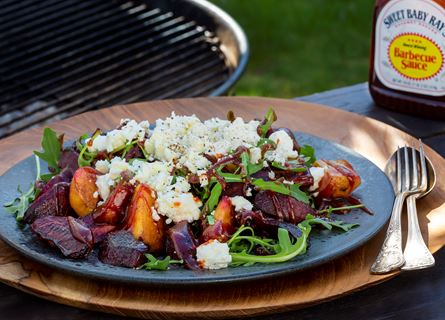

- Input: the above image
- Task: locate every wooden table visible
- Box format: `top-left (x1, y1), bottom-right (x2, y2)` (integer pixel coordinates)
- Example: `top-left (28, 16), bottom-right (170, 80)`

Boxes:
top-left (1, 83), bottom-right (444, 320)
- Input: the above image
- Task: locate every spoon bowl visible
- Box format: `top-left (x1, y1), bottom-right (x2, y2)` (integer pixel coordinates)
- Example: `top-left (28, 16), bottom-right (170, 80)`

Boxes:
top-left (384, 147), bottom-right (436, 198)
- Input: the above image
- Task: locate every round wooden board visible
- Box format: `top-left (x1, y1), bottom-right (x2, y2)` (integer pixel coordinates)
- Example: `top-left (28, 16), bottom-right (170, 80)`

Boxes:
top-left (0, 97), bottom-right (444, 319)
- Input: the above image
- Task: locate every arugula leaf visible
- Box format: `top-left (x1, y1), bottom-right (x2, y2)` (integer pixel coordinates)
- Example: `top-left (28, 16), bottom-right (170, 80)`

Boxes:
top-left (33, 127), bottom-right (62, 173)
top-left (207, 214), bottom-right (215, 225)
top-left (299, 144), bottom-right (316, 166)
top-left (252, 178), bottom-right (310, 204)
top-left (317, 204), bottom-right (365, 214)
top-left (258, 108), bottom-right (277, 138)
top-left (4, 156), bottom-right (41, 221)
top-left (204, 182), bottom-right (222, 213)
top-left (304, 214), bottom-right (359, 232)
top-left (77, 131), bottom-right (101, 167)
top-left (230, 226), bottom-right (310, 265)
top-left (257, 138), bottom-right (276, 148)
top-left (139, 254), bottom-right (183, 271)
top-left (241, 152), bottom-right (263, 176)
top-left (215, 166), bottom-right (243, 183)
top-left (271, 161), bottom-right (307, 172)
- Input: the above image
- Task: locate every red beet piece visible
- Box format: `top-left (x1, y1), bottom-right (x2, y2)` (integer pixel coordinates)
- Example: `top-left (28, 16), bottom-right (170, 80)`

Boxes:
top-left (93, 184), bottom-right (134, 225)
top-left (166, 221), bottom-right (199, 270)
top-left (254, 191), bottom-right (315, 224)
top-left (24, 182), bottom-right (71, 224)
top-left (31, 216), bottom-right (93, 259)
top-left (99, 230), bottom-right (148, 268)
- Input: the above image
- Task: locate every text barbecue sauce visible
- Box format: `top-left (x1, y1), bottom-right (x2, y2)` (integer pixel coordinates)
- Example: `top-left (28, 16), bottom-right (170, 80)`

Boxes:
top-left (369, 0), bottom-right (445, 119)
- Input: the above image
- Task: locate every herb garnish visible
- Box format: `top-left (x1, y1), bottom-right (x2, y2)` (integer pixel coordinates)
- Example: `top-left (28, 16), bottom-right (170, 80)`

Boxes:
top-left (33, 127), bottom-right (62, 174)
top-left (4, 156), bottom-right (41, 221)
top-left (252, 178), bottom-right (310, 204)
top-left (139, 254), bottom-right (183, 271)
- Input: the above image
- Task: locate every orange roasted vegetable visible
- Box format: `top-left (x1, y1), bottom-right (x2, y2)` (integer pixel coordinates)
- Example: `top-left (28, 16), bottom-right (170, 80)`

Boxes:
top-left (201, 196), bottom-right (234, 242)
top-left (69, 167), bottom-right (99, 217)
top-left (315, 160), bottom-right (361, 198)
top-left (125, 184), bottom-right (165, 252)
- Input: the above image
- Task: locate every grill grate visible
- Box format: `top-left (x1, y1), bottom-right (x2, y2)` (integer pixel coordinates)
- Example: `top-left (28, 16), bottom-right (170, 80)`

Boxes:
top-left (0, 0), bottom-right (232, 137)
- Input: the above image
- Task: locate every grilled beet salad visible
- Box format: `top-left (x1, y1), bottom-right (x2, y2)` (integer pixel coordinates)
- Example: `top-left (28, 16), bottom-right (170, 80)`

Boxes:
top-left (4, 109), bottom-right (371, 271)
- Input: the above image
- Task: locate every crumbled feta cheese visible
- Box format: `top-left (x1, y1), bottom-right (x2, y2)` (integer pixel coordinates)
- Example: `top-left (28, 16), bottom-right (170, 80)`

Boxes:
top-left (196, 240), bottom-right (232, 270)
top-left (309, 167), bottom-right (326, 191)
top-left (265, 130), bottom-right (299, 165)
top-left (156, 191), bottom-right (202, 223)
top-left (263, 161), bottom-right (269, 167)
top-left (245, 187), bottom-right (252, 197)
top-left (151, 206), bottom-right (160, 221)
top-left (144, 113), bottom-right (260, 173)
top-left (88, 119), bottom-right (150, 152)
top-left (230, 196), bottom-right (253, 212)
top-left (95, 160), bottom-right (110, 174)
top-left (198, 170), bottom-right (209, 187)
top-left (95, 174), bottom-right (113, 200)
top-left (93, 191), bottom-right (99, 199)
top-left (132, 160), bottom-right (173, 193)
top-left (108, 157), bottom-right (130, 180)
top-left (249, 147), bottom-right (262, 164)
top-left (268, 171), bottom-right (276, 180)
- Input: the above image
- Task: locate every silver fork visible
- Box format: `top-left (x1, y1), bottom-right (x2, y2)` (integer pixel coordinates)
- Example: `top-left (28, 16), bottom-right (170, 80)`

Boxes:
top-left (370, 146), bottom-right (420, 274)
top-left (402, 142), bottom-right (435, 270)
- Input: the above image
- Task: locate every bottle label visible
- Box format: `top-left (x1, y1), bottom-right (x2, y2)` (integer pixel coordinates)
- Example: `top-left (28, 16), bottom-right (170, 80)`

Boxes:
top-left (375, 0), bottom-right (445, 96)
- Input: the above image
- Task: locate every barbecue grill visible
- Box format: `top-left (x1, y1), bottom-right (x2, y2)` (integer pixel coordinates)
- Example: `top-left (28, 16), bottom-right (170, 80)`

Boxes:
top-left (0, 0), bottom-right (248, 137)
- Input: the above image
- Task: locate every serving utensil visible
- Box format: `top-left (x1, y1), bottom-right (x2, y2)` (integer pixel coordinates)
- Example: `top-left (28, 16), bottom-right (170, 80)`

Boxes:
top-left (371, 142), bottom-right (436, 274)
top-left (401, 143), bottom-right (436, 270)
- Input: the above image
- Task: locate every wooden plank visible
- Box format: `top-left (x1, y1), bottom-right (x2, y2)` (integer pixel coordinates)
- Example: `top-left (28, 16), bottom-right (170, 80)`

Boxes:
top-left (0, 96), bottom-right (444, 319)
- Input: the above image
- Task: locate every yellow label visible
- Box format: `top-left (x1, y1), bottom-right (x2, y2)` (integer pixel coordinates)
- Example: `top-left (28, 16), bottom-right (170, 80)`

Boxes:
top-left (389, 33), bottom-right (443, 80)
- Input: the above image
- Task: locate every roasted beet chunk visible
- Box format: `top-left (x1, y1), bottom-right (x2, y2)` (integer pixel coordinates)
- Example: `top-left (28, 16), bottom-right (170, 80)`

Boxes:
top-left (31, 216), bottom-right (93, 259)
top-left (24, 182), bottom-right (71, 224)
top-left (93, 183), bottom-right (134, 225)
top-left (254, 191), bottom-right (315, 224)
top-left (99, 230), bottom-right (148, 268)
top-left (166, 221), bottom-right (199, 270)
top-left (236, 210), bottom-right (302, 239)
top-left (37, 169), bottom-right (73, 200)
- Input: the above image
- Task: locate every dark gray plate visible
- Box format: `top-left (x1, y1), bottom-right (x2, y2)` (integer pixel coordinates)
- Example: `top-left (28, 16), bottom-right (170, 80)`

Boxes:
top-left (0, 133), bottom-right (394, 287)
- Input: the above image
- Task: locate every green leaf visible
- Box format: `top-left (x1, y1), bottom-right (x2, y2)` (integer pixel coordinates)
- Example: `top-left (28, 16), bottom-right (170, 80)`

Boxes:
top-left (317, 204), bottom-right (365, 214)
top-left (271, 161), bottom-right (307, 172)
top-left (204, 182), bottom-right (222, 213)
top-left (4, 156), bottom-right (41, 221)
top-left (77, 130), bottom-right (100, 167)
top-left (252, 178), bottom-right (310, 204)
top-left (207, 215), bottom-right (215, 225)
top-left (304, 214), bottom-right (359, 232)
top-left (241, 152), bottom-right (264, 176)
top-left (215, 166), bottom-right (243, 183)
top-left (299, 144), bottom-right (316, 166)
top-left (230, 226), bottom-right (310, 265)
top-left (259, 108), bottom-right (277, 138)
top-left (139, 254), bottom-right (183, 271)
top-left (256, 138), bottom-right (276, 148)
top-left (289, 184), bottom-right (310, 203)
top-left (33, 127), bottom-right (62, 173)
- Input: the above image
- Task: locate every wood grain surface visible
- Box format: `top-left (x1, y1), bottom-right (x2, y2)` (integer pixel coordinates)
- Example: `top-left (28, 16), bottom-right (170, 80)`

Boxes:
top-left (0, 97), bottom-right (443, 319)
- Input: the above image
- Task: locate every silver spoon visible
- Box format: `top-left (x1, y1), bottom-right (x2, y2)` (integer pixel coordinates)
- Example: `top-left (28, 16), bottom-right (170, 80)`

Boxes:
top-left (384, 142), bottom-right (436, 271)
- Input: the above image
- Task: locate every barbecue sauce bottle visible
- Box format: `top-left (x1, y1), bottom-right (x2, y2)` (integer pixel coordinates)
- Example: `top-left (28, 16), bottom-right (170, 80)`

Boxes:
top-left (369, 0), bottom-right (445, 119)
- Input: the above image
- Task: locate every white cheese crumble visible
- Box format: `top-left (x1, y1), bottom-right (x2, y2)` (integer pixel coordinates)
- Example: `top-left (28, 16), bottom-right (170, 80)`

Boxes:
top-left (249, 147), bottom-right (262, 164)
top-left (156, 191), bottom-right (202, 223)
top-left (196, 240), bottom-right (232, 270)
top-left (88, 119), bottom-right (150, 152)
top-left (151, 206), bottom-right (160, 222)
top-left (265, 130), bottom-right (299, 165)
top-left (95, 160), bottom-right (110, 174)
top-left (230, 196), bottom-right (253, 212)
top-left (309, 167), bottom-right (326, 191)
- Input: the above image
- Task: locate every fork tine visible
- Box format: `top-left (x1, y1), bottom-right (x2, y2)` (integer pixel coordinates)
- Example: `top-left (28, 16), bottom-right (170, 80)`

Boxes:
top-left (411, 145), bottom-right (418, 189)
top-left (396, 147), bottom-right (402, 193)
top-left (404, 145), bottom-right (410, 191)
top-left (419, 140), bottom-right (428, 190)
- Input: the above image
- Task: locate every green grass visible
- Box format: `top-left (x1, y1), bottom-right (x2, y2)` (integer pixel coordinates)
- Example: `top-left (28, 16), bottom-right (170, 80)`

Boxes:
top-left (211, 0), bottom-right (374, 97)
